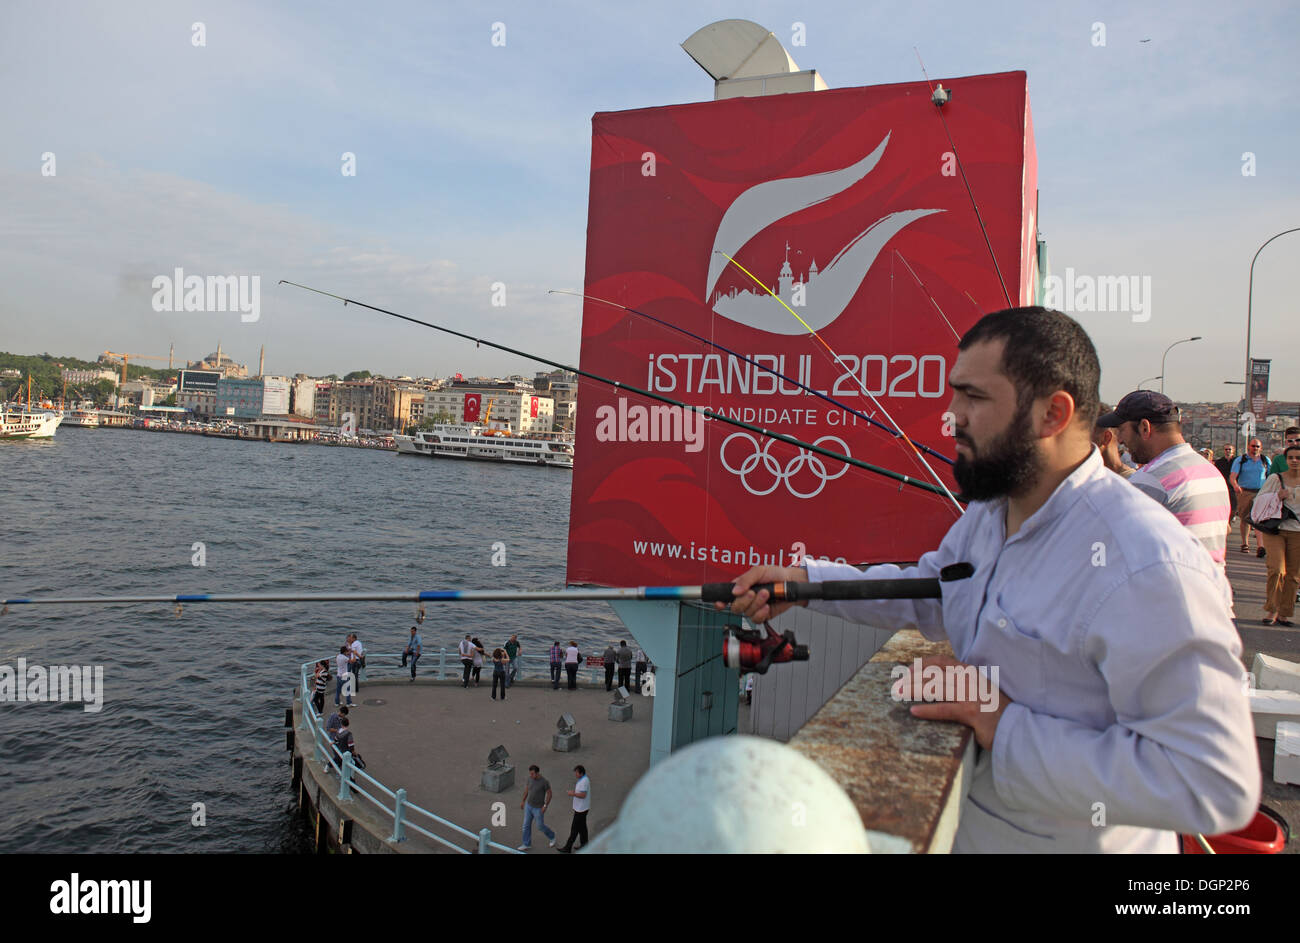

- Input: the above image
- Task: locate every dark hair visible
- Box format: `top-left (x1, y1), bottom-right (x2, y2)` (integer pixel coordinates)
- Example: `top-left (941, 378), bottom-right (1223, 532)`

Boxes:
top-left (340, 717), bottom-right (350, 727)
top-left (574, 764), bottom-right (586, 775)
top-left (339, 706), bottom-right (349, 715)
top-left (959, 307), bottom-right (1100, 427)
top-left (529, 764), bottom-right (540, 773)
top-left (340, 645), bottom-right (348, 654)
top-left (1286, 444), bottom-right (1300, 458)
top-left (1285, 426), bottom-right (1300, 436)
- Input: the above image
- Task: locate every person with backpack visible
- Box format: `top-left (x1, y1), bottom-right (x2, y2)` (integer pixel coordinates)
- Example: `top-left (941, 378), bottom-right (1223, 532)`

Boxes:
top-left (1230, 438), bottom-right (1271, 555)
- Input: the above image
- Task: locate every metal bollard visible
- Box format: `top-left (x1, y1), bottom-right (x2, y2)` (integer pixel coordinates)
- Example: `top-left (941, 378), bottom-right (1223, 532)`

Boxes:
top-left (338, 751), bottom-right (354, 801)
top-left (478, 827), bottom-right (491, 854)
top-left (390, 788), bottom-right (407, 843)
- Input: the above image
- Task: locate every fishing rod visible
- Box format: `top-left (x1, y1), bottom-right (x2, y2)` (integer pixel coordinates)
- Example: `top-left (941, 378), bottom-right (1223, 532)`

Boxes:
top-left (715, 252), bottom-right (966, 516)
top-left (278, 280), bottom-right (955, 499)
top-left (1, 565), bottom-right (973, 611)
top-left (893, 250), bottom-right (961, 343)
top-left (548, 288), bottom-right (954, 467)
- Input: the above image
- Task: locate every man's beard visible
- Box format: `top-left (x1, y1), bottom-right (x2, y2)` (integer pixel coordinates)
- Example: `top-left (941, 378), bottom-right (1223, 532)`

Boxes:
top-left (952, 403), bottom-right (1042, 501)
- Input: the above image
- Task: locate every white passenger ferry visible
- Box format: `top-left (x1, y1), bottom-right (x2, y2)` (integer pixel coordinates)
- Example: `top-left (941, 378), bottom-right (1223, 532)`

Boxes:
top-left (394, 425), bottom-right (574, 467)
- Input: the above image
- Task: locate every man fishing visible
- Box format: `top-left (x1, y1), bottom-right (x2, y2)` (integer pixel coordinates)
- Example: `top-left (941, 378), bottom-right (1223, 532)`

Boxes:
top-left (724, 307), bottom-right (1259, 853)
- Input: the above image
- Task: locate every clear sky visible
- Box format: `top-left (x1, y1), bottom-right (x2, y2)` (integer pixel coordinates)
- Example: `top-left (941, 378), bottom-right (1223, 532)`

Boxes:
top-left (1, 0), bottom-right (1296, 404)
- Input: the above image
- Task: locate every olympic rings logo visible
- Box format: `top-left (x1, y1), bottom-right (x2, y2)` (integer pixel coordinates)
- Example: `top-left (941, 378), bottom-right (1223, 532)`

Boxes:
top-left (719, 432), bottom-right (850, 499)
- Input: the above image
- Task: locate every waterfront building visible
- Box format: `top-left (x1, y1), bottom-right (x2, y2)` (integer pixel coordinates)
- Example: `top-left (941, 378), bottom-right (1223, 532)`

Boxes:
top-left (215, 376), bottom-right (266, 419)
top-left (423, 381), bottom-right (554, 433)
top-left (61, 367), bottom-right (120, 386)
top-left (178, 369), bottom-right (220, 416)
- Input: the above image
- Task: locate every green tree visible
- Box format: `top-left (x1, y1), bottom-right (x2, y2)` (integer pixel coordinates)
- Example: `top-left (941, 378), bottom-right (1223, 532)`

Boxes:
top-left (343, 370), bottom-right (372, 381)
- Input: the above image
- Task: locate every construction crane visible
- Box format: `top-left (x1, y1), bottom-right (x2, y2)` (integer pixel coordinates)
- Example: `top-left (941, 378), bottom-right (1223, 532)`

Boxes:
top-left (100, 345), bottom-right (175, 385)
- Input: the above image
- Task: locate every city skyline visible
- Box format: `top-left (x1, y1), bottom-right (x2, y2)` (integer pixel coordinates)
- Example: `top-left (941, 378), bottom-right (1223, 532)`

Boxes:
top-left (2, 2), bottom-right (1297, 404)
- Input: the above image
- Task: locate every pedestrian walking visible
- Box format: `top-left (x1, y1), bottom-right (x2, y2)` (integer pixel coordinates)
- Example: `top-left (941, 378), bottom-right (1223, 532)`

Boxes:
top-left (459, 634), bottom-right (475, 687)
top-left (633, 646), bottom-right (647, 692)
top-left (518, 765), bottom-right (556, 851)
top-left (602, 642), bottom-right (617, 691)
top-left (549, 640), bottom-right (563, 690)
top-left (615, 640), bottom-right (633, 691)
top-left (491, 647), bottom-right (508, 700)
top-left (1269, 428), bottom-right (1300, 476)
top-left (564, 640), bottom-right (580, 690)
top-left (400, 625), bottom-right (422, 680)
top-left (555, 765), bottom-right (590, 853)
top-left (1259, 444), bottom-right (1300, 626)
top-left (472, 637), bottom-right (485, 685)
top-left (1231, 438), bottom-right (1272, 555)
top-left (505, 634), bottom-right (521, 687)
top-left (1214, 445), bottom-right (1238, 519)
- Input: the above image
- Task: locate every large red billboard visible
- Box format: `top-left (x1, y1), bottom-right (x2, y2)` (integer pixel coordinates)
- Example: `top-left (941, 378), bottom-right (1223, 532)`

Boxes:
top-left (568, 72), bottom-right (1037, 587)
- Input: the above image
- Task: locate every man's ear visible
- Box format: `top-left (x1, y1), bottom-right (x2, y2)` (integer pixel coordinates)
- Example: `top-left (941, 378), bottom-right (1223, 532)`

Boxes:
top-left (1138, 418), bottom-right (1153, 439)
top-left (1041, 391), bottom-right (1076, 438)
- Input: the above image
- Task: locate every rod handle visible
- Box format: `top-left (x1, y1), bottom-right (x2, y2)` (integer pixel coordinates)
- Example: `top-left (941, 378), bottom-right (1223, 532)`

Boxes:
top-left (701, 563), bottom-right (973, 605)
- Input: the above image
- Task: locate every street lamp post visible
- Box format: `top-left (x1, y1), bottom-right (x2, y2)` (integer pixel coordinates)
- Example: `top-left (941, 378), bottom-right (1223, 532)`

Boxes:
top-left (1245, 228), bottom-right (1300, 411)
top-left (1224, 380), bottom-right (1246, 454)
top-left (1138, 375), bottom-right (1163, 391)
top-left (1159, 337), bottom-right (1201, 394)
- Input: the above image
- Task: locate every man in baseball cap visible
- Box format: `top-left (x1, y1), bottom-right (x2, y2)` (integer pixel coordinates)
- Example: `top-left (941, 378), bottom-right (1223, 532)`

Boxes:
top-left (1099, 391), bottom-right (1230, 566)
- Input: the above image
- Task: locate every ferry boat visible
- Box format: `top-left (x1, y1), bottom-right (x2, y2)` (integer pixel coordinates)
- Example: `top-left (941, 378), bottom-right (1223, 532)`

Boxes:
top-left (62, 409), bottom-right (101, 428)
top-left (394, 425), bottom-right (574, 467)
top-left (1, 408), bottom-right (61, 439)
top-left (1, 376), bottom-right (62, 439)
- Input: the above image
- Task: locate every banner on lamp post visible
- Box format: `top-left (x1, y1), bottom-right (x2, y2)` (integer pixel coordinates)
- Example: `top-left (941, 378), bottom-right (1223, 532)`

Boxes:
top-left (1250, 359), bottom-right (1271, 418)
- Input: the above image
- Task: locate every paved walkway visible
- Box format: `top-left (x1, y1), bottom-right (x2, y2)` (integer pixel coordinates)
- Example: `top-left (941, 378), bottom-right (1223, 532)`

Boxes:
top-left (341, 673), bottom-right (655, 853)
top-left (1225, 543), bottom-right (1300, 853)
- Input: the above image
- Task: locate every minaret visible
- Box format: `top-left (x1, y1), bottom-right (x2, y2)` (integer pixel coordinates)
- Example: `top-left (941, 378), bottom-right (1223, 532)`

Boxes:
top-left (216, 341), bottom-right (222, 373)
top-left (259, 345), bottom-right (265, 378)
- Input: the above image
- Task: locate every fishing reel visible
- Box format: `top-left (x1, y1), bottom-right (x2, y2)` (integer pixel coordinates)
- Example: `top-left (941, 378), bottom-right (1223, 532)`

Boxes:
top-left (722, 622), bottom-right (809, 674)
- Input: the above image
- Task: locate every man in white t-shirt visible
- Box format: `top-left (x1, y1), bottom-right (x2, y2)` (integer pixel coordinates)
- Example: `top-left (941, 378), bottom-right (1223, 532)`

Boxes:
top-left (349, 634), bottom-right (365, 691)
top-left (334, 646), bottom-right (354, 707)
top-left (459, 634), bottom-right (475, 687)
top-left (555, 765), bottom-right (590, 853)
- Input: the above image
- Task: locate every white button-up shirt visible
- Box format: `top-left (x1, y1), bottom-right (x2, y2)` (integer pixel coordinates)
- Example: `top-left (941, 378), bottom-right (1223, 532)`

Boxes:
top-left (805, 448), bottom-right (1259, 853)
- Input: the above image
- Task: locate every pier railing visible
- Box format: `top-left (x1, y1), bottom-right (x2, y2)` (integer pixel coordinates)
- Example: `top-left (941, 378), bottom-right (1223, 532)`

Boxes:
top-left (338, 648), bottom-right (616, 686)
top-left (299, 657), bottom-right (522, 854)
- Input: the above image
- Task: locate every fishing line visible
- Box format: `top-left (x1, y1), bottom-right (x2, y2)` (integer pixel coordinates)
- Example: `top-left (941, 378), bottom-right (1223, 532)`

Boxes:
top-left (713, 252), bottom-right (965, 516)
top-left (548, 289), bottom-right (954, 466)
top-left (278, 280), bottom-right (953, 499)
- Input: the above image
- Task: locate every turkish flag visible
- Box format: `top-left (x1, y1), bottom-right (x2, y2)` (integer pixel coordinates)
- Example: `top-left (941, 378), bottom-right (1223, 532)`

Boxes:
top-left (463, 394), bottom-right (480, 422)
top-left (530, 396), bottom-right (539, 418)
